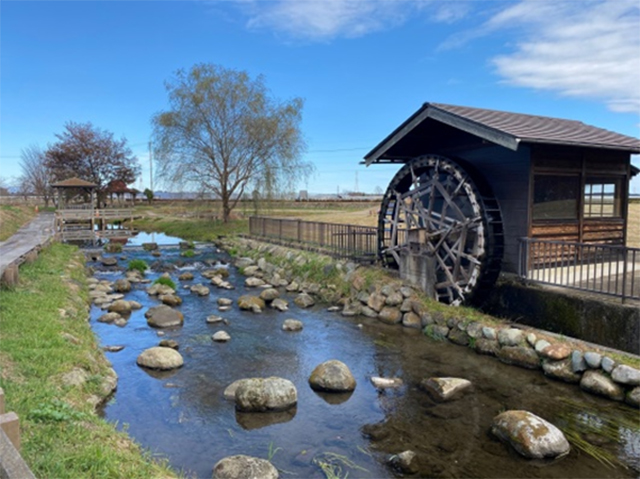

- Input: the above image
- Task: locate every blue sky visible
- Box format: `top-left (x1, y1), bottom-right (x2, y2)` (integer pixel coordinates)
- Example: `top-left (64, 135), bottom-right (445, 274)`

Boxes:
top-left (1, 0), bottom-right (639, 195)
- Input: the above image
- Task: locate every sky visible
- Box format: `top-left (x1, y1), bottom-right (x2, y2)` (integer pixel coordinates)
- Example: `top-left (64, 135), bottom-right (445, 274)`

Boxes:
top-left (1, 0), bottom-right (639, 195)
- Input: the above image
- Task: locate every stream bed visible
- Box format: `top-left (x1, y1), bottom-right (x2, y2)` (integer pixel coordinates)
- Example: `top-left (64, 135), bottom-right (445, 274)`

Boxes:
top-left (88, 239), bottom-right (640, 478)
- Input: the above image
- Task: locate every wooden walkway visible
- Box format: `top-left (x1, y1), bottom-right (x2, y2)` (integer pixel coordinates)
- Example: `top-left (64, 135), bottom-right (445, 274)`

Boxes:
top-left (0, 213), bottom-right (55, 286)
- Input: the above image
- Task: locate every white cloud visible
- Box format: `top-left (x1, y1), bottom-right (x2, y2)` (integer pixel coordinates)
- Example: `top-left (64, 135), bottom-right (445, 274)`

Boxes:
top-left (209, 0), bottom-right (458, 41)
top-left (485, 0), bottom-right (640, 113)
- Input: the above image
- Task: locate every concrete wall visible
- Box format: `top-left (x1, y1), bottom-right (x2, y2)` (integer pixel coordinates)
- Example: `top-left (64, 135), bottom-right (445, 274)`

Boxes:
top-left (483, 277), bottom-right (640, 355)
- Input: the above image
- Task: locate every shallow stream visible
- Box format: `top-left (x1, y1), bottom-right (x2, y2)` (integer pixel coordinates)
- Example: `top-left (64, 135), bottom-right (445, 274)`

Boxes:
top-left (89, 237), bottom-right (640, 478)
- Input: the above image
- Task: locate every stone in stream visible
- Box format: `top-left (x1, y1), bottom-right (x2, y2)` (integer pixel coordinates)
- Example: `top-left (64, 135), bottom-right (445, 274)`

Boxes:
top-left (146, 283), bottom-right (175, 296)
top-left (178, 272), bottom-right (194, 281)
top-left (206, 314), bottom-right (224, 324)
top-left (293, 293), bottom-right (315, 308)
top-left (160, 294), bottom-right (182, 307)
top-left (212, 331), bottom-right (231, 342)
top-left (282, 319), bottom-right (303, 332)
top-left (496, 346), bottom-right (541, 369)
top-left (245, 277), bottom-right (265, 288)
top-left (234, 377), bottom-right (297, 412)
top-left (159, 339), bottom-right (179, 350)
top-left (370, 377), bottom-right (403, 389)
top-left (136, 347), bottom-right (184, 370)
top-left (97, 312), bottom-right (121, 323)
top-left (309, 360), bottom-right (356, 393)
top-left (271, 298), bottom-right (289, 312)
top-left (491, 410), bottom-right (570, 459)
top-left (223, 379), bottom-right (247, 401)
top-left (190, 284), bottom-right (210, 296)
top-left (542, 359), bottom-right (581, 383)
top-left (580, 370), bottom-right (625, 401)
top-left (388, 450), bottom-right (418, 475)
top-left (107, 300), bottom-right (136, 314)
top-left (145, 305), bottom-right (184, 328)
top-left (378, 307), bottom-right (402, 325)
top-left (259, 288), bottom-right (280, 302)
top-left (100, 256), bottom-right (118, 266)
top-left (103, 345), bottom-right (125, 353)
top-left (626, 387), bottom-right (640, 408)
top-left (420, 377), bottom-right (472, 401)
top-left (237, 295), bottom-right (265, 311)
top-left (212, 455), bottom-right (278, 479)
top-left (217, 298), bottom-right (233, 306)
top-left (113, 278), bottom-right (131, 293)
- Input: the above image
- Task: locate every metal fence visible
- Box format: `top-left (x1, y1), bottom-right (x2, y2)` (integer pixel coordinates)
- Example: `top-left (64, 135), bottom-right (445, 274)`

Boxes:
top-left (249, 216), bottom-right (378, 261)
top-left (518, 238), bottom-right (640, 301)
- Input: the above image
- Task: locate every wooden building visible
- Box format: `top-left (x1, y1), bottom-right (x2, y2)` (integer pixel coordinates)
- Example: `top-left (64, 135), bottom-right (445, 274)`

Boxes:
top-left (365, 103), bottom-right (640, 303)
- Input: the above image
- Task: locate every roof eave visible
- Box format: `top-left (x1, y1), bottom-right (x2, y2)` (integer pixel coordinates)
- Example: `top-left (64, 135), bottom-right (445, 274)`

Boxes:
top-left (364, 103), bottom-right (520, 165)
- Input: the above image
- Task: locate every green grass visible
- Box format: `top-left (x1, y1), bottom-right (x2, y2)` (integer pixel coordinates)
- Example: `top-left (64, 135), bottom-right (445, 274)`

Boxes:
top-left (132, 216), bottom-right (248, 242)
top-left (0, 243), bottom-right (176, 478)
top-left (0, 204), bottom-right (37, 241)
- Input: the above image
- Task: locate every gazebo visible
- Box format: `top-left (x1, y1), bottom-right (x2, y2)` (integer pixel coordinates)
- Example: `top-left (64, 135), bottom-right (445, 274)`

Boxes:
top-left (51, 177), bottom-right (98, 210)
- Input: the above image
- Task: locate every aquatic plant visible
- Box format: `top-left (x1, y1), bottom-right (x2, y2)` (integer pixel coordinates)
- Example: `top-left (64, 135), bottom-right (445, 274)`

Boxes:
top-left (127, 259), bottom-right (148, 274)
top-left (312, 452), bottom-right (368, 479)
top-left (556, 397), bottom-right (638, 470)
top-left (153, 277), bottom-right (176, 290)
top-left (181, 249), bottom-right (196, 258)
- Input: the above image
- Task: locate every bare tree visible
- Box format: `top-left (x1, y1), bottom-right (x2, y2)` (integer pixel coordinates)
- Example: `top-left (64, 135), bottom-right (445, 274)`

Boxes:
top-left (19, 144), bottom-right (53, 207)
top-left (152, 63), bottom-right (312, 222)
top-left (45, 122), bottom-right (140, 204)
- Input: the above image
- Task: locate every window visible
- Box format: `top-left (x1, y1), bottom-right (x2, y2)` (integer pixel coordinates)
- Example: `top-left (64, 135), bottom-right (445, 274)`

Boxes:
top-left (533, 175), bottom-right (580, 220)
top-left (584, 178), bottom-right (621, 218)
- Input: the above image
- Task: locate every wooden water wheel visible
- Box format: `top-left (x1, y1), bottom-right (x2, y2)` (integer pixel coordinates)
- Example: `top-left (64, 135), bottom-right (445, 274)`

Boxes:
top-left (378, 154), bottom-right (503, 305)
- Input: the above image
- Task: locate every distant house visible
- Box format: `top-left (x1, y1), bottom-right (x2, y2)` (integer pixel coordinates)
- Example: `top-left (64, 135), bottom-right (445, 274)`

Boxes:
top-left (365, 102), bottom-right (640, 303)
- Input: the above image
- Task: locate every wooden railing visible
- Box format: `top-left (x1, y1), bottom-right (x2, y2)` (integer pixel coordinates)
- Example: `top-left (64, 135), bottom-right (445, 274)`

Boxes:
top-left (519, 238), bottom-right (640, 302)
top-left (249, 216), bottom-right (378, 261)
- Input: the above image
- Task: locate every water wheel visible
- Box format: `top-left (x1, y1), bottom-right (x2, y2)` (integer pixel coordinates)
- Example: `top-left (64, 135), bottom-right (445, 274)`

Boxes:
top-left (378, 154), bottom-right (503, 305)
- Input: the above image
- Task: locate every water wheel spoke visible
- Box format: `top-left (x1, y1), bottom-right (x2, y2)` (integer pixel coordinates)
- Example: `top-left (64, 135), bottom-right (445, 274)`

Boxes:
top-left (378, 154), bottom-right (502, 304)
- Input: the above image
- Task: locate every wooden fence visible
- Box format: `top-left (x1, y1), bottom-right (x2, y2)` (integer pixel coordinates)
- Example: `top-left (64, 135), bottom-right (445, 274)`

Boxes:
top-left (249, 216), bottom-right (378, 262)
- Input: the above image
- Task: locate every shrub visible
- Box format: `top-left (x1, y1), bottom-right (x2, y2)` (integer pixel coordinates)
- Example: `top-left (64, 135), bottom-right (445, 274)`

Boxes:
top-left (104, 243), bottom-right (123, 253)
top-left (153, 276), bottom-right (176, 290)
top-left (181, 249), bottom-right (196, 258)
top-left (128, 259), bottom-right (148, 274)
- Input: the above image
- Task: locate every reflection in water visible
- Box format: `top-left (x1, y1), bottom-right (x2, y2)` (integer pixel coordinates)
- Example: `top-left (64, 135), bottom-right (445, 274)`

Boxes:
top-left (313, 390), bottom-right (354, 405)
top-left (90, 244), bottom-right (640, 479)
top-left (235, 408), bottom-right (297, 430)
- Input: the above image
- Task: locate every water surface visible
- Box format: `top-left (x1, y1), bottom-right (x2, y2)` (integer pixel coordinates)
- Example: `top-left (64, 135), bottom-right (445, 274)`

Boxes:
top-left (90, 242), bottom-right (640, 478)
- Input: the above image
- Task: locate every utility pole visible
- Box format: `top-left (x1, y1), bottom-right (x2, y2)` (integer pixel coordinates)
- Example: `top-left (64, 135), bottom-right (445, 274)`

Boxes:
top-left (355, 171), bottom-right (359, 194)
top-left (148, 141), bottom-right (153, 192)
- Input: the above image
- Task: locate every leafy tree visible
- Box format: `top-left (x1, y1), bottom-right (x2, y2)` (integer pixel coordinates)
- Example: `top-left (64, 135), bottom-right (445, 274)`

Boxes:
top-left (45, 122), bottom-right (140, 204)
top-left (19, 144), bottom-right (53, 206)
top-left (143, 188), bottom-right (154, 204)
top-left (152, 63), bottom-right (312, 222)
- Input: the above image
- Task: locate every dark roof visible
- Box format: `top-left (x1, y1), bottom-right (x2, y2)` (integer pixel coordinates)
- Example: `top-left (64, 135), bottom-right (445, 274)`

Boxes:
top-left (51, 177), bottom-right (98, 188)
top-left (365, 102), bottom-right (640, 165)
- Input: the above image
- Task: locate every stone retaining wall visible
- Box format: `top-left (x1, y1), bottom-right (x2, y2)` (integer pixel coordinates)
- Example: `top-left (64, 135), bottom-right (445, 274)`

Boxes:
top-left (225, 237), bottom-right (640, 409)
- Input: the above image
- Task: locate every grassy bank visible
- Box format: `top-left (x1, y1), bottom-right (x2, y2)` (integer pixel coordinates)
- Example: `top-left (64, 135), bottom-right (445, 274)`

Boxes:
top-left (0, 243), bottom-right (175, 478)
top-left (0, 205), bottom-right (37, 241)
top-left (132, 214), bottom-right (248, 242)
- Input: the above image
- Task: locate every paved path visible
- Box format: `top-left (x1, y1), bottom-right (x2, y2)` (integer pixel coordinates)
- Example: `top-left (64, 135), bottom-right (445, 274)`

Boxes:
top-left (0, 213), bottom-right (56, 279)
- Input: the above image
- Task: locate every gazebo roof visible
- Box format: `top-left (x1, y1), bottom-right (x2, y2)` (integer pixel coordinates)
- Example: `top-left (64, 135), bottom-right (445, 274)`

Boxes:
top-left (51, 177), bottom-right (97, 188)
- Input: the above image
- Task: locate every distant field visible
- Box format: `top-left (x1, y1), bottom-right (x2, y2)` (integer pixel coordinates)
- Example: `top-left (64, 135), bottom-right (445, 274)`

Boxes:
top-left (628, 202), bottom-right (640, 248)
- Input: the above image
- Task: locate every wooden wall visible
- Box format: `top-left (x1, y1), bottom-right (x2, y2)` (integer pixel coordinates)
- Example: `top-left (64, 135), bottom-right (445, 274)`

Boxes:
top-left (530, 146), bottom-right (629, 245)
top-left (458, 145), bottom-right (531, 274)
